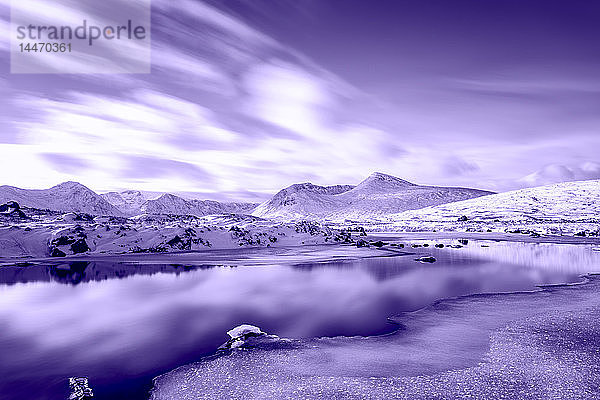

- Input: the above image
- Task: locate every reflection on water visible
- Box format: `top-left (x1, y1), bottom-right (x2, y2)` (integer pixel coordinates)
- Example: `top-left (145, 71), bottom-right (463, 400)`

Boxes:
top-left (0, 240), bottom-right (599, 400)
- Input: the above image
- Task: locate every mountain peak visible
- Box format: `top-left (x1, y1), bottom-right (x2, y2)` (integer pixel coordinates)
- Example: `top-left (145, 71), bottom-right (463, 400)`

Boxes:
top-left (354, 172), bottom-right (415, 191)
top-left (52, 181), bottom-right (88, 190)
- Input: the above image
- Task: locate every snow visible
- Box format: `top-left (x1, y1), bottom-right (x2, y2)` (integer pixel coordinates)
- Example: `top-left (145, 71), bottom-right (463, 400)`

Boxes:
top-left (150, 275), bottom-right (600, 400)
top-left (253, 172), bottom-right (492, 221)
top-left (0, 212), bottom-right (351, 258)
top-left (0, 182), bottom-right (122, 216)
top-left (227, 325), bottom-right (264, 339)
top-left (382, 179), bottom-right (600, 235)
top-left (100, 190), bottom-right (161, 216)
top-left (141, 194), bottom-right (258, 217)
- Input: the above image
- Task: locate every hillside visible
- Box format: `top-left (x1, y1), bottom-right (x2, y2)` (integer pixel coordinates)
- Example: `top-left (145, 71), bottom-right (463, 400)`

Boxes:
top-left (101, 190), bottom-right (161, 215)
top-left (253, 172), bottom-right (493, 221)
top-left (141, 193), bottom-right (258, 216)
top-left (386, 179), bottom-right (600, 234)
top-left (0, 182), bottom-right (122, 216)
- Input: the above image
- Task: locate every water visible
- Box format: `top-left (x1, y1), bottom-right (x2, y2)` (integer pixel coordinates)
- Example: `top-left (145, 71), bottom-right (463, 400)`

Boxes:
top-left (0, 238), bottom-right (599, 399)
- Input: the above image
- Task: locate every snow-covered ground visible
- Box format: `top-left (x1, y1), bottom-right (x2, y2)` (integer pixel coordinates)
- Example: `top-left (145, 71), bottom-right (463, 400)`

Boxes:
top-left (0, 211), bottom-right (353, 259)
top-left (375, 179), bottom-right (600, 236)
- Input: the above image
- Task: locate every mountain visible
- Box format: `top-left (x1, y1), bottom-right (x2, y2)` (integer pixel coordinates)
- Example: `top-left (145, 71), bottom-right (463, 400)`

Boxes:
top-left (390, 179), bottom-right (600, 224)
top-left (0, 181), bottom-right (122, 216)
top-left (140, 193), bottom-right (258, 216)
top-left (252, 172), bottom-right (493, 220)
top-left (101, 190), bottom-right (161, 215)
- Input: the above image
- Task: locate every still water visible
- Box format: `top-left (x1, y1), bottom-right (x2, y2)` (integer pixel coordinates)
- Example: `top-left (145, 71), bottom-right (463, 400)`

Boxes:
top-left (0, 238), bottom-right (599, 399)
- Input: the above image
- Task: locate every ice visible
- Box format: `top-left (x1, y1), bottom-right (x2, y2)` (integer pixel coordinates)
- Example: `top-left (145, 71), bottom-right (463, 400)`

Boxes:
top-left (151, 276), bottom-right (600, 400)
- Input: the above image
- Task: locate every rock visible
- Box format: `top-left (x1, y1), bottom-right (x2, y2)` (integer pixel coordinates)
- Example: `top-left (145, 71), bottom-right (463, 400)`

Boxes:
top-left (70, 239), bottom-right (90, 254)
top-left (355, 239), bottom-right (369, 248)
top-left (220, 324), bottom-right (281, 350)
top-left (458, 239), bottom-right (469, 245)
top-left (227, 324), bottom-right (264, 339)
top-left (50, 248), bottom-right (67, 257)
top-left (415, 256), bottom-right (437, 263)
top-left (0, 201), bottom-right (27, 218)
top-left (435, 243), bottom-right (444, 248)
top-left (457, 215), bottom-right (469, 222)
top-left (370, 240), bottom-right (386, 248)
top-left (51, 236), bottom-right (76, 246)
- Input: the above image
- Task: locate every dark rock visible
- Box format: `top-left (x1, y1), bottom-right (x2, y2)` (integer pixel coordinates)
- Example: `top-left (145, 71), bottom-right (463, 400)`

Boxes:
top-left (70, 239), bottom-right (90, 254)
top-left (435, 243), bottom-right (445, 248)
top-left (51, 236), bottom-right (76, 246)
top-left (50, 248), bottom-right (67, 257)
top-left (458, 239), bottom-right (469, 245)
top-left (415, 256), bottom-right (436, 263)
top-left (457, 215), bottom-right (469, 222)
top-left (0, 201), bottom-right (27, 218)
top-left (355, 239), bottom-right (369, 248)
top-left (370, 240), bottom-right (386, 248)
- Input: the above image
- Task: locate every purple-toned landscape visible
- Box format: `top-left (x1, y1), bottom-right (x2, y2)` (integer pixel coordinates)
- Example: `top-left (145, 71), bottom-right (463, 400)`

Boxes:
top-left (1, 1), bottom-right (600, 399)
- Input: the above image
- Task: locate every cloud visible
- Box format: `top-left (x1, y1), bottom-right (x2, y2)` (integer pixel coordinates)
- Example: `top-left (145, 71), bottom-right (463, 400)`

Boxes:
top-left (119, 155), bottom-right (214, 184)
top-left (39, 153), bottom-right (91, 173)
top-left (519, 162), bottom-right (600, 187)
top-left (440, 156), bottom-right (480, 177)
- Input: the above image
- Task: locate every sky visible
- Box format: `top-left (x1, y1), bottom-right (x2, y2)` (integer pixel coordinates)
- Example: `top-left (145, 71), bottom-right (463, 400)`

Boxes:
top-left (1, 0), bottom-right (600, 201)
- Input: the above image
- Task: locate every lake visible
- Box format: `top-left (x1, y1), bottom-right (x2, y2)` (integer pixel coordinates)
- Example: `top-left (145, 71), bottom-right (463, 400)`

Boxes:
top-left (1, 235), bottom-right (599, 399)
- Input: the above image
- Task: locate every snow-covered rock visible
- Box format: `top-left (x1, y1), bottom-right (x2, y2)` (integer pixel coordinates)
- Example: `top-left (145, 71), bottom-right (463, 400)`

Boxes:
top-left (253, 172), bottom-right (493, 221)
top-left (0, 212), bottom-right (351, 258)
top-left (0, 182), bottom-right (122, 216)
top-left (220, 325), bottom-right (281, 350)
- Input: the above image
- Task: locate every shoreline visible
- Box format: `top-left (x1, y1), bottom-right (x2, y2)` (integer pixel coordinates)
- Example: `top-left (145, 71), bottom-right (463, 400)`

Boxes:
top-left (150, 273), bottom-right (600, 399)
top-left (2, 231), bottom-right (598, 266)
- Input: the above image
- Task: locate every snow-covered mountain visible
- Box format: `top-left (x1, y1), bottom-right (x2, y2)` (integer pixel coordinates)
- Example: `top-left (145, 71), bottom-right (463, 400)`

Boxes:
top-left (140, 193), bottom-right (258, 216)
top-left (390, 179), bottom-right (600, 224)
top-left (0, 182), bottom-right (122, 216)
top-left (253, 172), bottom-right (493, 221)
top-left (101, 190), bottom-right (161, 215)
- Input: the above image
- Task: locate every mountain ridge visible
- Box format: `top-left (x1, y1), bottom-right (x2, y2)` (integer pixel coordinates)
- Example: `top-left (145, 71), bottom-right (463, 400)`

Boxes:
top-left (0, 181), bottom-right (123, 216)
top-left (253, 172), bottom-right (494, 220)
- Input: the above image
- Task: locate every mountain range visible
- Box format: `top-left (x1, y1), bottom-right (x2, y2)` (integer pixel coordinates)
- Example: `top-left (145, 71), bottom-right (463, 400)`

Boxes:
top-left (0, 173), bottom-right (493, 219)
top-left (252, 172), bottom-right (494, 220)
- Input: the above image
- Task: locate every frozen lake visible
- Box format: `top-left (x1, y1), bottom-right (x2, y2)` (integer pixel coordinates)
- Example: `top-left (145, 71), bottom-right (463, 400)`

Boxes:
top-left (1, 235), bottom-right (599, 399)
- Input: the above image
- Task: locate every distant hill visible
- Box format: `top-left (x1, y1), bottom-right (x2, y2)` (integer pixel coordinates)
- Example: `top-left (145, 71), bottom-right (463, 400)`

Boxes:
top-left (253, 172), bottom-right (493, 220)
top-left (0, 181), bottom-right (123, 216)
top-left (101, 190), bottom-right (161, 215)
top-left (390, 179), bottom-right (600, 224)
top-left (139, 193), bottom-right (258, 217)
